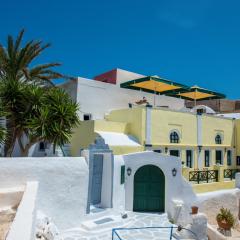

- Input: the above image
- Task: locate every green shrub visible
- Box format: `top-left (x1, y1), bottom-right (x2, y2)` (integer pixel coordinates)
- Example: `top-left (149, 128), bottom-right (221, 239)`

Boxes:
top-left (216, 207), bottom-right (235, 227)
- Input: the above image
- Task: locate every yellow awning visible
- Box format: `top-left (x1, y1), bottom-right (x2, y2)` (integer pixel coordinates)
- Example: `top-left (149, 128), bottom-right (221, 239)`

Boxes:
top-left (166, 85), bottom-right (225, 101)
top-left (179, 91), bottom-right (215, 100)
top-left (131, 79), bottom-right (181, 93)
top-left (120, 76), bottom-right (189, 94)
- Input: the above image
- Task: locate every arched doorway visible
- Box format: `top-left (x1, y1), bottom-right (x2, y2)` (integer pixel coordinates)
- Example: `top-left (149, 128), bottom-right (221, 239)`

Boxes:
top-left (133, 165), bottom-right (165, 212)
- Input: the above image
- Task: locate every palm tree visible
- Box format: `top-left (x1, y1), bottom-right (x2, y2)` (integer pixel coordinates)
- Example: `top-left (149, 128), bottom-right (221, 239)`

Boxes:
top-left (0, 29), bottom-right (63, 86)
top-left (0, 78), bottom-right (80, 157)
top-left (16, 84), bottom-right (79, 156)
top-left (0, 30), bottom-right (67, 156)
top-left (0, 106), bottom-right (6, 146)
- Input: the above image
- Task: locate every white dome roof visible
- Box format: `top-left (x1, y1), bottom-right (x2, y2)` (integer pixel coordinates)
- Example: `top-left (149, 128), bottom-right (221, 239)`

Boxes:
top-left (191, 105), bottom-right (216, 114)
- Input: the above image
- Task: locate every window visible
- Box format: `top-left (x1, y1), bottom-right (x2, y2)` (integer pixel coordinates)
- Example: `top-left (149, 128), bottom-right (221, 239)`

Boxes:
top-left (216, 150), bottom-right (222, 165)
top-left (215, 134), bottom-right (222, 144)
top-left (197, 108), bottom-right (205, 115)
top-left (170, 150), bottom-right (180, 157)
top-left (227, 150), bottom-right (232, 166)
top-left (170, 131), bottom-right (180, 143)
top-left (153, 149), bottom-right (162, 153)
top-left (39, 142), bottom-right (46, 151)
top-left (83, 114), bottom-right (92, 121)
top-left (204, 150), bottom-right (210, 167)
top-left (237, 156), bottom-right (240, 166)
top-left (120, 165), bottom-right (125, 184)
top-left (186, 150), bottom-right (192, 168)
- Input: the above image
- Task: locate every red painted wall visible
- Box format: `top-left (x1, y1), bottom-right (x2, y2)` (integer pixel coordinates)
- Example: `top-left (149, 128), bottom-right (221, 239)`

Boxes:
top-left (94, 69), bottom-right (117, 84)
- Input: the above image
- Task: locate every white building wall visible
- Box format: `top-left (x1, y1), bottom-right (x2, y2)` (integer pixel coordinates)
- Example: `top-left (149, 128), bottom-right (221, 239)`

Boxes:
top-left (112, 155), bottom-right (125, 212)
top-left (0, 157), bottom-right (89, 229)
top-left (100, 152), bottom-right (113, 208)
top-left (115, 68), bottom-right (145, 85)
top-left (60, 77), bottom-right (185, 121)
top-left (60, 79), bottom-right (78, 102)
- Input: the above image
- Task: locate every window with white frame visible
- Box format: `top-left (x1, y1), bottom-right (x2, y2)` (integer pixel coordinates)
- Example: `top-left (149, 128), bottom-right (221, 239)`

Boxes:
top-left (186, 150), bottom-right (193, 168)
top-left (215, 134), bottom-right (222, 144)
top-left (237, 156), bottom-right (240, 166)
top-left (170, 131), bottom-right (180, 143)
top-left (204, 150), bottom-right (210, 167)
top-left (153, 149), bottom-right (162, 153)
top-left (169, 149), bottom-right (180, 157)
top-left (227, 150), bottom-right (232, 166)
top-left (216, 150), bottom-right (222, 165)
top-left (83, 114), bottom-right (92, 121)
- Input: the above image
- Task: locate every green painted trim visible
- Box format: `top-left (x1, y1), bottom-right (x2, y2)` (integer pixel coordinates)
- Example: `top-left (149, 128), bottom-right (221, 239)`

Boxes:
top-left (121, 165), bottom-right (125, 184)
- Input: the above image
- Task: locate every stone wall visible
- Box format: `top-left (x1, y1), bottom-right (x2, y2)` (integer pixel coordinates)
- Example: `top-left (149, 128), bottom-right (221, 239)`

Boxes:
top-left (186, 99), bottom-right (239, 113)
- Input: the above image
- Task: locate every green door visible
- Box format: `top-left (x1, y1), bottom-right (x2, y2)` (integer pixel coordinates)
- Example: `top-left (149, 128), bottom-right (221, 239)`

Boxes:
top-left (133, 165), bottom-right (165, 212)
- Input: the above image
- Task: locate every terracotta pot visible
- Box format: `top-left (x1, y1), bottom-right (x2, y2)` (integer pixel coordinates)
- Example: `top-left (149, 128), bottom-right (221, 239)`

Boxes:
top-left (191, 206), bottom-right (198, 214)
top-left (217, 220), bottom-right (232, 230)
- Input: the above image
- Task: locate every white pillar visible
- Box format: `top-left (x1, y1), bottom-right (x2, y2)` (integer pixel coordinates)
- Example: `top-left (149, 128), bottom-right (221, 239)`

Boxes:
top-left (197, 114), bottom-right (203, 169)
top-left (235, 173), bottom-right (240, 188)
top-left (145, 107), bottom-right (152, 146)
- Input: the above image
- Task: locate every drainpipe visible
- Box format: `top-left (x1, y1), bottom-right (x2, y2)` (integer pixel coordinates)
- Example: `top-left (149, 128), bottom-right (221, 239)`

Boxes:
top-left (145, 106), bottom-right (152, 149)
top-left (197, 113), bottom-right (203, 169)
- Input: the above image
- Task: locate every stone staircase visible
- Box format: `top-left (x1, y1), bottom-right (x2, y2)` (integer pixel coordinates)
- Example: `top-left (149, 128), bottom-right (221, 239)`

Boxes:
top-left (60, 209), bottom-right (173, 240)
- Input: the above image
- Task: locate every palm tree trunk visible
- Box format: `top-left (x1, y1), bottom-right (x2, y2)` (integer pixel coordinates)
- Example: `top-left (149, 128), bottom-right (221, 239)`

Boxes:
top-left (4, 119), bottom-right (17, 157)
top-left (18, 137), bottom-right (39, 157)
top-left (20, 148), bottom-right (30, 157)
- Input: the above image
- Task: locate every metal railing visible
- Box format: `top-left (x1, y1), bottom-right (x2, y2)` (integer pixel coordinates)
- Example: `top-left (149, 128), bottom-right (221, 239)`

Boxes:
top-left (224, 169), bottom-right (240, 180)
top-left (112, 226), bottom-right (198, 240)
top-left (189, 170), bottom-right (218, 184)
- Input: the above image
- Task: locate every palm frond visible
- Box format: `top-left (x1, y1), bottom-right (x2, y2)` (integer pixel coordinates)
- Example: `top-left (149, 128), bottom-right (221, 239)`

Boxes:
top-left (14, 29), bottom-right (25, 53)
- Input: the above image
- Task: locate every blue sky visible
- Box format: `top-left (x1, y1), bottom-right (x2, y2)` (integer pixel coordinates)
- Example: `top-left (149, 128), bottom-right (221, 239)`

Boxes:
top-left (0, 0), bottom-right (239, 99)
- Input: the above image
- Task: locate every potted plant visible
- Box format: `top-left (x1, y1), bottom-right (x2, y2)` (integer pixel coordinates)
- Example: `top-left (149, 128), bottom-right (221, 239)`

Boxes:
top-left (216, 207), bottom-right (235, 230)
top-left (191, 206), bottom-right (199, 214)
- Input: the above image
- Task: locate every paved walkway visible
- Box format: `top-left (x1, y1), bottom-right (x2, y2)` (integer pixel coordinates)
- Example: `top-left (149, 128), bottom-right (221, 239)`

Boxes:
top-left (60, 212), bottom-right (175, 240)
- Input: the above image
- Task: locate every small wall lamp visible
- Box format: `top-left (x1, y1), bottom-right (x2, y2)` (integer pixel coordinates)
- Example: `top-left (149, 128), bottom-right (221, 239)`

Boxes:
top-left (127, 167), bottom-right (132, 176)
top-left (198, 145), bottom-right (202, 153)
top-left (172, 168), bottom-right (177, 177)
top-left (165, 147), bottom-right (168, 153)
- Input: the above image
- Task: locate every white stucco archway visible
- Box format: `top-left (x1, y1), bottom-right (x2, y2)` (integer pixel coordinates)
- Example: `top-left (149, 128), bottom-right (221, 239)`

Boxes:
top-left (113, 151), bottom-right (197, 219)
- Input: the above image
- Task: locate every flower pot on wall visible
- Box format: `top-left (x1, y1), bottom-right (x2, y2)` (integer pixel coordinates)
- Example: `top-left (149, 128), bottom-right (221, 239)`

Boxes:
top-left (217, 220), bottom-right (232, 231)
top-left (191, 206), bottom-right (198, 215)
top-left (216, 207), bottom-right (235, 231)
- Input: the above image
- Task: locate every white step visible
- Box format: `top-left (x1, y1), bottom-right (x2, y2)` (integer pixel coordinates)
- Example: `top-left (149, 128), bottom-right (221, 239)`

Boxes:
top-left (81, 214), bottom-right (132, 232)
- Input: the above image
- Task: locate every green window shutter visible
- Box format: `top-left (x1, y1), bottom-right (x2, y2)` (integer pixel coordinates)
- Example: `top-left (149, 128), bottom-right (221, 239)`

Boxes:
top-left (121, 166), bottom-right (125, 184)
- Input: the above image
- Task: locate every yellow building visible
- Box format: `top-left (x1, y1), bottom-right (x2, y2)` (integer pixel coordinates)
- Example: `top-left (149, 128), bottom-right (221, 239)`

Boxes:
top-left (71, 106), bottom-right (239, 166)
top-left (236, 119), bottom-right (240, 157)
top-left (70, 105), bottom-right (240, 188)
